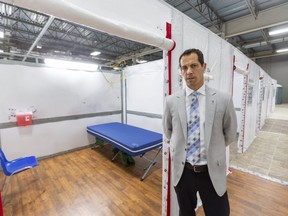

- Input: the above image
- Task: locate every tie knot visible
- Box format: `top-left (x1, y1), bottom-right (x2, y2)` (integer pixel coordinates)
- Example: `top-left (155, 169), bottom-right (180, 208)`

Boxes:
top-left (192, 91), bottom-right (199, 97)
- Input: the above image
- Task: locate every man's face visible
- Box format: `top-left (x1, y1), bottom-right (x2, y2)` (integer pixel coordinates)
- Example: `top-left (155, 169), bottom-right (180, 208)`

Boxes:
top-left (180, 53), bottom-right (206, 90)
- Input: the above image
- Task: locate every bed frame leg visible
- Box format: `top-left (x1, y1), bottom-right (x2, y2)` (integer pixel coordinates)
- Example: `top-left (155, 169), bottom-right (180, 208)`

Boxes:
top-left (112, 151), bottom-right (120, 161)
top-left (141, 146), bottom-right (162, 181)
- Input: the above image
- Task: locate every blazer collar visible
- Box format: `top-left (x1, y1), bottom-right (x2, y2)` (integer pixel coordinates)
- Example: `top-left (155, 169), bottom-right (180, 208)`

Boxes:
top-left (205, 85), bottom-right (216, 96)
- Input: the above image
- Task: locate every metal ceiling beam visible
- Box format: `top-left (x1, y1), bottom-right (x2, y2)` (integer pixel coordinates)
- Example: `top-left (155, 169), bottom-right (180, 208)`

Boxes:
top-left (22, 16), bottom-right (54, 62)
top-left (251, 50), bottom-right (288, 60)
top-left (245, 0), bottom-right (258, 20)
top-left (260, 29), bottom-right (274, 51)
top-left (184, 0), bottom-right (223, 32)
top-left (222, 3), bottom-right (288, 38)
top-left (242, 36), bottom-right (288, 49)
top-left (113, 47), bottom-right (162, 64)
top-left (0, 0), bottom-right (175, 51)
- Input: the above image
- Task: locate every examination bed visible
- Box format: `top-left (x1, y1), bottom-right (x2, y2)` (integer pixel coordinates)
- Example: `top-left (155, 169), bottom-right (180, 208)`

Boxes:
top-left (86, 122), bottom-right (163, 180)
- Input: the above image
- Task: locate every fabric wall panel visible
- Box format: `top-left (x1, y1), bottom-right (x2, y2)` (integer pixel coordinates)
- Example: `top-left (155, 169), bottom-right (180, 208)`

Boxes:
top-left (242, 60), bottom-right (259, 151)
top-left (0, 64), bottom-right (121, 123)
top-left (126, 115), bottom-right (162, 134)
top-left (183, 17), bottom-right (209, 58)
top-left (126, 60), bottom-right (163, 115)
top-left (170, 10), bottom-right (185, 93)
top-left (220, 41), bottom-right (234, 94)
top-left (1, 115), bottom-right (121, 159)
top-left (207, 32), bottom-right (221, 89)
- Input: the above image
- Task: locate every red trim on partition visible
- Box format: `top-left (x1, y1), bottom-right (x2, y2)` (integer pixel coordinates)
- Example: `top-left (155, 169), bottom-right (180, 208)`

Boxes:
top-left (166, 22), bottom-right (173, 95)
top-left (165, 22), bottom-right (173, 216)
top-left (0, 191), bottom-right (3, 216)
top-left (246, 64), bottom-right (250, 71)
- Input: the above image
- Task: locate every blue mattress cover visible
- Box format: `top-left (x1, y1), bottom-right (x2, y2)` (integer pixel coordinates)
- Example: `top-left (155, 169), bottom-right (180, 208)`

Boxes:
top-left (87, 122), bottom-right (162, 156)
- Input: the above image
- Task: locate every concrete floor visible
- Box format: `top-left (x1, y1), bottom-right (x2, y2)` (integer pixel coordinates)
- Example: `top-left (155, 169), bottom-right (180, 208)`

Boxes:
top-left (230, 104), bottom-right (288, 185)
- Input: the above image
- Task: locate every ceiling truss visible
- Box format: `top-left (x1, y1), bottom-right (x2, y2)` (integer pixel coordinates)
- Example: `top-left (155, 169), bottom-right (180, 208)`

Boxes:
top-left (0, 2), bottom-right (161, 66)
top-left (0, 0), bottom-right (287, 65)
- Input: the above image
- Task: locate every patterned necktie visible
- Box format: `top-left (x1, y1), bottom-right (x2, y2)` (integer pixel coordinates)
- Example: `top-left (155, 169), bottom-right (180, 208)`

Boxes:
top-left (186, 91), bottom-right (201, 165)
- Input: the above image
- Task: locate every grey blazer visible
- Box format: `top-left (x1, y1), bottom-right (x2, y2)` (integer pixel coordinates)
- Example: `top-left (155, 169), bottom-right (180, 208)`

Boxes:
top-left (162, 85), bottom-right (237, 196)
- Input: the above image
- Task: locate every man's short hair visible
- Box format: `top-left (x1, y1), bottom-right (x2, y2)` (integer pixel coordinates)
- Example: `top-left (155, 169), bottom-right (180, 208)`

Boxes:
top-left (179, 48), bottom-right (204, 67)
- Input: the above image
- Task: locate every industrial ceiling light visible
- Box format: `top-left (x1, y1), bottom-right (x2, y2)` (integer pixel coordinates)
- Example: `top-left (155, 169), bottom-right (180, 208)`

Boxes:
top-left (276, 48), bottom-right (288, 53)
top-left (136, 59), bottom-right (147, 64)
top-left (90, 51), bottom-right (101, 56)
top-left (269, 27), bottom-right (288, 36)
top-left (113, 66), bottom-right (120, 71)
top-left (44, 58), bottom-right (98, 71)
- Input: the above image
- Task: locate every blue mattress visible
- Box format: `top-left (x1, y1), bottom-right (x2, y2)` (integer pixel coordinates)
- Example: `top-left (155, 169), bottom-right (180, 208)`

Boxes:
top-left (87, 122), bottom-right (163, 156)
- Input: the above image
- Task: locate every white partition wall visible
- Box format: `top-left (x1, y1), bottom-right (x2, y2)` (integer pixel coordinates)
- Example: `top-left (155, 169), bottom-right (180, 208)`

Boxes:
top-left (0, 64), bottom-right (121, 159)
top-left (239, 60), bottom-right (260, 152)
top-left (0, 115), bottom-right (121, 159)
top-left (0, 65), bottom-right (121, 121)
top-left (243, 60), bottom-right (260, 151)
top-left (219, 42), bottom-right (234, 93)
top-left (259, 69), bottom-right (271, 129)
top-left (267, 78), bottom-right (277, 115)
top-left (271, 79), bottom-right (277, 113)
top-left (233, 50), bottom-right (249, 152)
top-left (258, 68), bottom-right (266, 130)
top-left (207, 32), bottom-right (222, 89)
top-left (233, 72), bottom-right (244, 134)
top-left (125, 60), bottom-right (163, 133)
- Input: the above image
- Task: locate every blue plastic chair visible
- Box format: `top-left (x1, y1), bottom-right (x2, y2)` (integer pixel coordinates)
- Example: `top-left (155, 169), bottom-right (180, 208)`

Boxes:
top-left (0, 148), bottom-right (39, 202)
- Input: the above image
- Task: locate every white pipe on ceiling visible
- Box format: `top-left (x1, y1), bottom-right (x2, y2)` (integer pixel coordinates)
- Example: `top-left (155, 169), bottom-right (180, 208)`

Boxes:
top-left (3, 0), bottom-right (175, 51)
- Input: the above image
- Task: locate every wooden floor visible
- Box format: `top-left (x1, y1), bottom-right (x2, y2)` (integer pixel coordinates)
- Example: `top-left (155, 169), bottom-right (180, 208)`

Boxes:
top-left (2, 145), bottom-right (288, 216)
top-left (197, 169), bottom-right (288, 216)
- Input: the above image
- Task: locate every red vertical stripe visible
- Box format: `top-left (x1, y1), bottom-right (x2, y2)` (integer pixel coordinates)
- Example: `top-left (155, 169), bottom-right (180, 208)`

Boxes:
top-left (166, 23), bottom-right (173, 95)
top-left (166, 22), bottom-right (172, 216)
top-left (0, 192), bottom-right (3, 216)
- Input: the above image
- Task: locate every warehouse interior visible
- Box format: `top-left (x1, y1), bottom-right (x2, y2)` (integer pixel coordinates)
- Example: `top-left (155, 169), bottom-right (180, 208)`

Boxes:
top-left (0, 0), bottom-right (287, 215)
top-left (0, 0), bottom-right (287, 99)
top-left (0, 1), bottom-right (287, 69)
